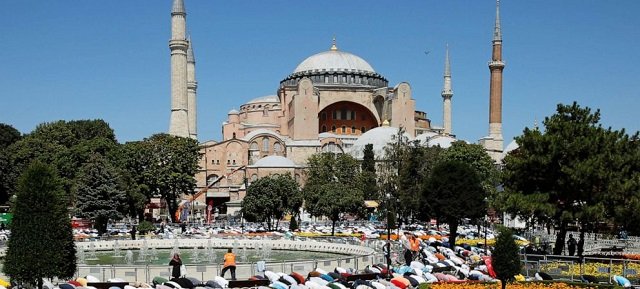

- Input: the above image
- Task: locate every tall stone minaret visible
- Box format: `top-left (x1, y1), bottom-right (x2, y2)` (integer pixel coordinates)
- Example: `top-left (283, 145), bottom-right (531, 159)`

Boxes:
top-left (482, 0), bottom-right (505, 161)
top-left (441, 44), bottom-right (453, 135)
top-left (168, 0), bottom-right (190, 138)
top-left (187, 37), bottom-right (198, 139)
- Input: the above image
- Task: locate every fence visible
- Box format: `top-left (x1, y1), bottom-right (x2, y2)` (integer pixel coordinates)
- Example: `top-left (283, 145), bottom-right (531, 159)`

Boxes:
top-left (521, 254), bottom-right (640, 284)
top-left (76, 253), bottom-right (386, 283)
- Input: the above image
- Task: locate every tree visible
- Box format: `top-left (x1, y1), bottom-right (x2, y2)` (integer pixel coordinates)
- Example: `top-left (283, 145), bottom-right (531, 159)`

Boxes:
top-left (423, 160), bottom-right (486, 248)
top-left (241, 174), bottom-right (301, 231)
top-left (0, 123), bottom-right (22, 204)
top-left (303, 153), bottom-right (365, 235)
top-left (75, 154), bottom-right (128, 235)
top-left (0, 123), bottom-right (21, 148)
top-left (502, 102), bottom-right (639, 254)
top-left (440, 141), bottom-right (499, 199)
top-left (113, 141), bottom-right (154, 221)
top-left (360, 144), bottom-right (378, 200)
top-left (492, 226), bottom-right (522, 289)
top-left (143, 134), bottom-right (200, 222)
top-left (4, 162), bottom-right (76, 288)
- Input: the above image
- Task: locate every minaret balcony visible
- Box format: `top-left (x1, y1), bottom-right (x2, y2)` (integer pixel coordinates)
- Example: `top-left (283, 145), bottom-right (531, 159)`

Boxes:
top-left (488, 60), bottom-right (505, 68)
top-left (441, 90), bottom-right (453, 97)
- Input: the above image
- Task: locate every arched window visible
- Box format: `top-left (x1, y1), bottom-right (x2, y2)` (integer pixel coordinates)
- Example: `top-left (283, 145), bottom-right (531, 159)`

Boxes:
top-left (321, 142), bottom-right (342, 153)
top-left (341, 126), bottom-right (346, 134)
top-left (232, 160), bottom-right (236, 165)
top-left (263, 105), bottom-right (269, 116)
top-left (216, 160), bottom-right (220, 165)
top-left (274, 142), bottom-right (282, 153)
top-left (250, 142), bottom-right (258, 151)
top-left (321, 125), bottom-right (327, 133)
top-left (361, 127), bottom-right (366, 133)
top-left (331, 126), bottom-right (336, 133)
top-left (262, 137), bottom-right (269, 152)
top-left (351, 126), bottom-right (356, 134)
top-left (207, 174), bottom-right (219, 186)
top-left (321, 112), bottom-right (327, 121)
top-left (232, 132), bottom-right (236, 139)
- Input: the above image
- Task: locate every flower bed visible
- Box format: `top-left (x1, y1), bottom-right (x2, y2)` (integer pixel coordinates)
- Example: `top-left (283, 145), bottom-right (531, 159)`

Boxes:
top-left (538, 261), bottom-right (640, 280)
top-left (417, 281), bottom-right (622, 289)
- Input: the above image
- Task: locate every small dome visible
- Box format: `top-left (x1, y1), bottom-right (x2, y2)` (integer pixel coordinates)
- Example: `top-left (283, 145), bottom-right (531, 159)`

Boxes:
top-left (501, 139), bottom-right (519, 159)
top-left (414, 131), bottom-right (439, 145)
top-left (294, 50), bottom-right (375, 74)
top-left (348, 126), bottom-right (411, 159)
top-left (228, 109), bottom-right (239, 114)
top-left (252, 156), bottom-right (297, 168)
top-left (247, 95), bottom-right (279, 104)
top-left (427, 135), bottom-right (457, 148)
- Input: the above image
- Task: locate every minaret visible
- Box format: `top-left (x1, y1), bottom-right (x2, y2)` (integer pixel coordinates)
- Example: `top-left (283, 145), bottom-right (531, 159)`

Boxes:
top-left (168, 0), bottom-right (190, 138)
top-left (441, 44), bottom-right (453, 135)
top-left (482, 0), bottom-right (505, 161)
top-left (187, 37), bottom-right (198, 139)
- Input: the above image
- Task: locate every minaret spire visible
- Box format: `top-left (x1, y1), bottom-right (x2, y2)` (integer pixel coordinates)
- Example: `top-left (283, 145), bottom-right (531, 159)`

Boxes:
top-left (481, 0), bottom-right (506, 162)
top-left (442, 44), bottom-right (453, 135)
top-left (168, 0), bottom-right (190, 137)
top-left (493, 0), bottom-right (502, 42)
top-left (187, 36), bottom-right (198, 139)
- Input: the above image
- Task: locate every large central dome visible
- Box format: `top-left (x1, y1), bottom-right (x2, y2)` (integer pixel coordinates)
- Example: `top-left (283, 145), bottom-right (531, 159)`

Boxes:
top-left (294, 50), bottom-right (375, 74)
top-left (281, 40), bottom-right (387, 88)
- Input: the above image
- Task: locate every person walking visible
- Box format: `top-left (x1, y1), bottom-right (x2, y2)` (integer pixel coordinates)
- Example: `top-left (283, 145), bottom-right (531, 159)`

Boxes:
top-left (221, 248), bottom-right (237, 280)
top-left (169, 253), bottom-right (183, 279)
top-left (567, 234), bottom-right (577, 256)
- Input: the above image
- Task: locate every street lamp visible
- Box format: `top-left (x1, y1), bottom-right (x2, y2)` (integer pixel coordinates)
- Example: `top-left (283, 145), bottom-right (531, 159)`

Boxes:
top-left (385, 192), bottom-right (392, 277)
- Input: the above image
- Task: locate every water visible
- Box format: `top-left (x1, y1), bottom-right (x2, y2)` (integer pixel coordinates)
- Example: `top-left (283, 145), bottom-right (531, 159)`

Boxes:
top-left (84, 248), bottom-right (345, 265)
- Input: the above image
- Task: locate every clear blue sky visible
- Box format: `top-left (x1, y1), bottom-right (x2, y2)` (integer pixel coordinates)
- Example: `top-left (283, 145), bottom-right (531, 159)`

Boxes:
top-left (1, 1), bottom-right (639, 144)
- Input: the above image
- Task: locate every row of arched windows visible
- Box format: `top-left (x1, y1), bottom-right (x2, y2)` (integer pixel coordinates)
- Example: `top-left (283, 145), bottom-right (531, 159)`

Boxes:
top-left (321, 125), bottom-right (368, 134)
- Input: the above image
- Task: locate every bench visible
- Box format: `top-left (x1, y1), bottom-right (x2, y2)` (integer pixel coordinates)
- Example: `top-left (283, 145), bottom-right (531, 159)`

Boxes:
top-left (87, 282), bottom-right (130, 289)
top-left (228, 279), bottom-right (270, 288)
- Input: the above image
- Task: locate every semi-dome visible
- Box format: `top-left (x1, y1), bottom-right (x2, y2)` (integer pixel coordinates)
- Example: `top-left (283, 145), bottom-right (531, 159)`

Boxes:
top-left (294, 50), bottom-right (375, 74)
top-left (427, 135), bottom-right (457, 148)
top-left (252, 155), bottom-right (297, 168)
top-left (247, 95), bottom-right (279, 104)
top-left (348, 126), bottom-right (412, 160)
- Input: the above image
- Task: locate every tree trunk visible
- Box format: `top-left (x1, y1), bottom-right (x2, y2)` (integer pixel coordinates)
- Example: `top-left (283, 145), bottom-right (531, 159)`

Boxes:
top-left (331, 218), bottom-right (337, 236)
top-left (553, 224), bottom-right (567, 255)
top-left (449, 219), bottom-right (458, 249)
top-left (501, 278), bottom-right (507, 289)
top-left (275, 219), bottom-right (280, 231)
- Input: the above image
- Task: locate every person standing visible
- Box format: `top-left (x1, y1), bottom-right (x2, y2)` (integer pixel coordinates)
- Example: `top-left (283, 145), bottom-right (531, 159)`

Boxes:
top-left (567, 234), bottom-right (577, 256)
top-left (400, 232), bottom-right (412, 266)
top-left (169, 253), bottom-right (183, 279)
top-left (221, 248), bottom-right (237, 280)
top-left (409, 234), bottom-right (421, 262)
top-left (383, 240), bottom-right (392, 267)
top-left (130, 225), bottom-right (137, 240)
top-left (577, 236), bottom-right (584, 257)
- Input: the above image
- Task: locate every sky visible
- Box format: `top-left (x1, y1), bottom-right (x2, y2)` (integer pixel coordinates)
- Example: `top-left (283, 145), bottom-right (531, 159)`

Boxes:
top-left (1, 1), bottom-right (639, 145)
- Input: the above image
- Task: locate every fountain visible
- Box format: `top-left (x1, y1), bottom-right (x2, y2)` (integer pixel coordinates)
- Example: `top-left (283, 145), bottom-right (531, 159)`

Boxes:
top-left (191, 247), bottom-right (200, 263)
top-left (77, 248), bottom-right (86, 264)
top-left (113, 239), bottom-right (122, 257)
top-left (137, 239), bottom-right (149, 263)
top-left (232, 239), bottom-right (240, 252)
top-left (86, 241), bottom-right (98, 260)
top-left (240, 246), bottom-right (248, 263)
top-left (150, 246), bottom-right (159, 261)
top-left (125, 250), bottom-right (134, 265)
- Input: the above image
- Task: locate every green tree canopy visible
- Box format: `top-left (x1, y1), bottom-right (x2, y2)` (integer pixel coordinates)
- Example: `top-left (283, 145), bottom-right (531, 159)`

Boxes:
top-left (492, 226), bottom-right (522, 289)
top-left (142, 134), bottom-right (200, 222)
top-left (241, 174), bottom-right (301, 231)
top-left (502, 102), bottom-right (640, 253)
top-left (423, 160), bottom-right (486, 248)
top-left (0, 123), bottom-right (22, 204)
top-left (75, 154), bottom-right (128, 235)
top-left (303, 153), bottom-right (365, 235)
top-left (4, 162), bottom-right (76, 288)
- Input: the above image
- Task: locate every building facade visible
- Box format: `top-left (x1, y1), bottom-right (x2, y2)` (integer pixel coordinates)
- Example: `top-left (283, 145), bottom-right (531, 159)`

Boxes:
top-left (166, 0), bottom-right (506, 220)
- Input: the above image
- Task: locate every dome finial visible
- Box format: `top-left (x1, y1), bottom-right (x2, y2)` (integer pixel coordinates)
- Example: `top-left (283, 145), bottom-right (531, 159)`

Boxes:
top-left (330, 36), bottom-right (338, 51)
top-left (382, 120), bottom-right (390, 127)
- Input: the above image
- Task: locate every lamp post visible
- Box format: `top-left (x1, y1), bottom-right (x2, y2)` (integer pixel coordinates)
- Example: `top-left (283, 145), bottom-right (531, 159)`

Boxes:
top-left (385, 192), bottom-right (392, 277)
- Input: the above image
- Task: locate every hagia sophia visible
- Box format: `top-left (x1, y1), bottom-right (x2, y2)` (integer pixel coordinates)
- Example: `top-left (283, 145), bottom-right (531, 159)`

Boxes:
top-left (166, 0), bottom-right (506, 221)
